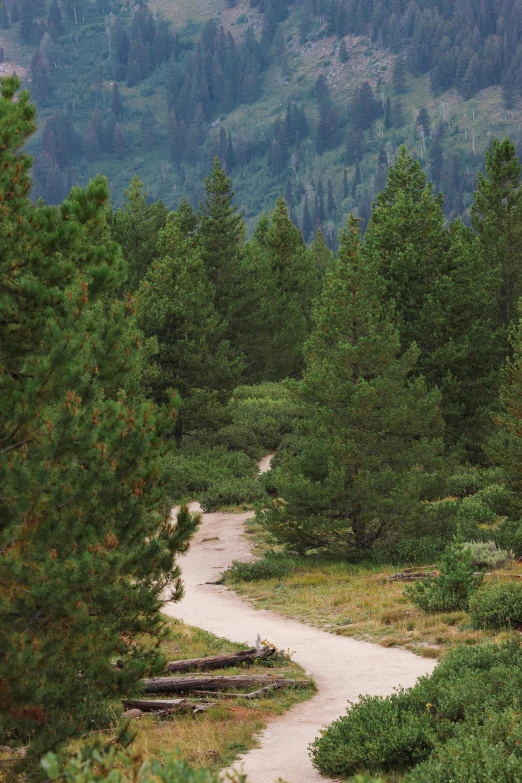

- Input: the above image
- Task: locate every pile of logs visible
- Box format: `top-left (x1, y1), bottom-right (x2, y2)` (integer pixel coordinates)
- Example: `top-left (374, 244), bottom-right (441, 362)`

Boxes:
top-left (121, 643), bottom-right (312, 719)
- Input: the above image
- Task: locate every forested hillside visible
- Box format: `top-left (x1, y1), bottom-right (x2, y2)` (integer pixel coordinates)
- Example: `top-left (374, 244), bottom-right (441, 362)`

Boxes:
top-left (3, 0), bottom-right (522, 239)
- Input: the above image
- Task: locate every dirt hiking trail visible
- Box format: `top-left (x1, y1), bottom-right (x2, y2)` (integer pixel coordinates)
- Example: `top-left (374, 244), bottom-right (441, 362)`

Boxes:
top-left (164, 458), bottom-right (436, 783)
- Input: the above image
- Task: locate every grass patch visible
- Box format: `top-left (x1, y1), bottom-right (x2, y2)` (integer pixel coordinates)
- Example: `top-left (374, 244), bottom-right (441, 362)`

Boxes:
top-left (224, 558), bottom-right (522, 658)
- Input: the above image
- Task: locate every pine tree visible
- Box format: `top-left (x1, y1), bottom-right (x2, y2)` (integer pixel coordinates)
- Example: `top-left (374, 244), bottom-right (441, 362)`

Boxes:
top-left (110, 175), bottom-right (169, 290)
top-left (311, 228), bottom-right (333, 278)
top-left (339, 38), bottom-right (348, 62)
top-left (259, 217), bottom-right (443, 554)
top-left (0, 76), bottom-right (198, 771)
top-left (327, 178), bottom-right (336, 214)
top-left (471, 137), bottom-right (522, 331)
top-left (392, 54), bottom-right (407, 93)
top-left (198, 157), bottom-right (245, 324)
top-left (364, 147), bottom-right (449, 359)
top-left (302, 195), bottom-right (312, 242)
top-left (111, 82), bottom-right (123, 119)
top-left (47, 0), bottom-right (65, 35)
top-left (242, 197), bottom-right (319, 381)
top-left (351, 159), bottom-right (361, 196)
top-left (136, 211), bottom-right (242, 436)
top-left (343, 168), bottom-right (349, 199)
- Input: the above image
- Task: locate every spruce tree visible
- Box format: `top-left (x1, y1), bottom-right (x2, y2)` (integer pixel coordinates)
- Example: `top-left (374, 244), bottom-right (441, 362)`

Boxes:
top-left (249, 197), bottom-right (319, 380)
top-left (110, 175), bottom-right (168, 290)
top-left (198, 157), bottom-right (245, 324)
top-left (364, 147), bottom-right (449, 361)
top-left (471, 137), bottom-right (522, 331)
top-left (0, 77), bottom-right (198, 771)
top-left (136, 208), bottom-right (243, 437)
top-left (260, 217), bottom-right (443, 554)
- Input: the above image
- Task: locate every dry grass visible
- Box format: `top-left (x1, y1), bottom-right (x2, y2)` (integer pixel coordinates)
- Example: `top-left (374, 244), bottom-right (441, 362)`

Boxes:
top-left (73, 618), bottom-right (314, 771)
top-left (228, 559), bottom-right (522, 659)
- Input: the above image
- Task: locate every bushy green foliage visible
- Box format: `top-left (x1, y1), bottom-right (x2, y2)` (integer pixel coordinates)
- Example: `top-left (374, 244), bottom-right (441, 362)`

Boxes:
top-left (0, 77), bottom-right (198, 770)
top-left (310, 693), bottom-right (435, 776)
top-left (200, 478), bottom-right (265, 512)
top-left (464, 541), bottom-right (510, 570)
top-left (311, 640), bottom-right (522, 779)
top-left (455, 496), bottom-right (497, 538)
top-left (223, 552), bottom-right (296, 582)
top-left (163, 444), bottom-right (260, 507)
top-left (469, 581), bottom-right (522, 629)
top-left (403, 710), bottom-right (522, 783)
top-left (259, 217), bottom-right (444, 556)
top-left (220, 382), bottom-right (303, 458)
top-left (369, 535), bottom-right (449, 566)
top-left (41, 748), bottom-right (243, 783)
top-left (406, 538), bottom-right (483, 612)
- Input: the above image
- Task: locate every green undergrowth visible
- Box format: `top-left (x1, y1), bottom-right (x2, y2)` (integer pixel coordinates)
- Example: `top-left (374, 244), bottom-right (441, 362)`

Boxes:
top-left (310, 640), bottom-right (522, 782)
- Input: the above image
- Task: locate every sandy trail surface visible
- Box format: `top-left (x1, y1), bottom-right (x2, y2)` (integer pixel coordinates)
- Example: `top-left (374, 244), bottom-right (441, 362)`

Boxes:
top-left (164, 460), bottom-right (436, 783)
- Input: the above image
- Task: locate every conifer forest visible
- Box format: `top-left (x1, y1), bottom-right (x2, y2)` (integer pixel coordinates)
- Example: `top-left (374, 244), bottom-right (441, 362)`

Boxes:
top-left (6, 1), bottom-right (522, 783)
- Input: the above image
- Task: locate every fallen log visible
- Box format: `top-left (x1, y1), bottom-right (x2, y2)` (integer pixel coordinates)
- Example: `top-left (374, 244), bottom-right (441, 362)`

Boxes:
top-left (166, 646), bottom-right (274, 673)
top-left (141, 675), bottom-right (312, 694)
top-left (192, 684), bottom-right (284, 700)
top-left (122, 698), bottom-right (216, 715)
top-left (387, 571), bottom-right (439, 582)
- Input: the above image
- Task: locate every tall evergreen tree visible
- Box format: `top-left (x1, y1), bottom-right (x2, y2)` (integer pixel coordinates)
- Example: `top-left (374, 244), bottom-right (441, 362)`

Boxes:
top-left (260, 217), bottom-right (443, 554)
top-left (471, 137), bottom-right (522, 332)
top-left (198, 157), bottom-right (245, 324)
top-left (0, 77), bottom-right (198, 771)
top-left (110, 175), bottom-right (169, 290)
top-left (136, 208), bottom-right (242, 437)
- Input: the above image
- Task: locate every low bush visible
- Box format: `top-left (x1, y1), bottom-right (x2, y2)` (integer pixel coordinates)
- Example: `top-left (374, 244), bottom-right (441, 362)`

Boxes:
top-left (199, 477), bottom-right (265, 512)
top-left (163, 444), bottom-right (262, 508)
top-left (406, 537), bottom-right (483, 612)
top-left (222, 552), bottom-right (295, 582)
top-left (463, 540), bottom-right (510, 570)
top-left (42, 748), bottom-right (240, 783)
top-left (311, 640), bottom-right (522, 779)
top-left (469, 581), bottom-right (522, 629)
top-left (404, 709), bottom-right (522, 783)
top-left (493, 517), bottom-right (522, 555)
top-left (310, 694), bottom-right (435, 777)
top-left (370, 535), bottom-right (448, 566)
top-left (455, 496), bottom-right (496, 539)
top-left (445, 467), bottom-right (504, 498)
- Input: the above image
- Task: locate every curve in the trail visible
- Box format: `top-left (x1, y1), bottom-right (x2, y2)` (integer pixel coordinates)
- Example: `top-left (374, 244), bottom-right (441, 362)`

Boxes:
top-left (164, 465), bottom-right (436, 783)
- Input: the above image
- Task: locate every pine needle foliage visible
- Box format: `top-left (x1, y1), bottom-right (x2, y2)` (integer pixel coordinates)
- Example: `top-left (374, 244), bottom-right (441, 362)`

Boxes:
top-left (0, 78), bottom-right (198, 771)
top-left (259, 217), bottom-right (444, 555)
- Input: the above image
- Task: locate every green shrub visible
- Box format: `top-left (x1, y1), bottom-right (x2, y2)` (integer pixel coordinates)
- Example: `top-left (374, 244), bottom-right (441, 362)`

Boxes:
top-left (163, 444), bottom-right (260, 507)
top-left (370, 535), bottom-right (448, 566)
top-left (475, 483), bottom-right (515, 517)
top-left (223, 552), bottom-right (295, 582)
top-left (309, 694), bottom-right (434, 777)
top-left (469, 581), bottom-right (522, 629)
top-left (404, 709), bottom-right (522, 783)
top-left (464, 540), bottom-right (510, 569)
top-left (311, 641), bottom-right (522, 779)
top-left (42, 748), bottom-right (240, 783)
top-left (493, 518), bottom-right (522, 554)
top-left (199, 477), bottom-right (265, 511)
top-left (456, 496), bottom-right (496, 539)
top-left (406, 537), bottom-right (483, 612)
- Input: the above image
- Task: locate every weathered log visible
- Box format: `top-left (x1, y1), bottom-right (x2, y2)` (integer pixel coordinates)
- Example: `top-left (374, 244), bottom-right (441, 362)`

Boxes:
top-left (141, 675), bottom-right (312, 694)
top-left (387, 571), bottom-right (439, 582)
top-left (122, 698), bottom-right (215, 715)
top-left (192, 683), bottom-right (283, 700)
top-left (166, 646), bottom-right (274, 674)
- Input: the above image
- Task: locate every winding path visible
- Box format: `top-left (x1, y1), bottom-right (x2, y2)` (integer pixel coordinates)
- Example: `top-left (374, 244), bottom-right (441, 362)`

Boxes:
top-left (164, 459), bottom-right (436, 783)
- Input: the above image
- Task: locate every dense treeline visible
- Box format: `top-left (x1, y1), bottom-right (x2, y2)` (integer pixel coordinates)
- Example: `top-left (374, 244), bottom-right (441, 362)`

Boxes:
top-left (6, 0), bottom-right (522, 245)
